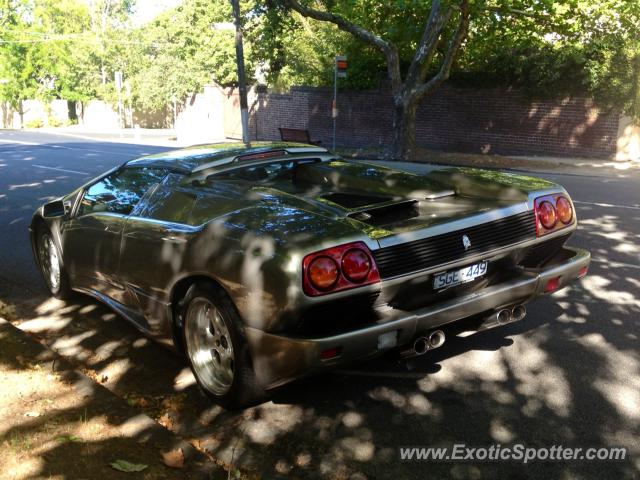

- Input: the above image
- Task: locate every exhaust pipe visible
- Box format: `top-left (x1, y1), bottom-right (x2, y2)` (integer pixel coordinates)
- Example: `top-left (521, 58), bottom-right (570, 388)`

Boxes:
top-left (399, 330), bottom-right (446, 359)
top-left (496, 309), bottom-right (512, 325)
top-left (476, 304), bottom-right (528, 332)
top-left (413, 336), bottom-right (430, 355)
top-left (428, 330), bottom-right (445, 349)
top-left (511, 304), bottom-right (526, 322)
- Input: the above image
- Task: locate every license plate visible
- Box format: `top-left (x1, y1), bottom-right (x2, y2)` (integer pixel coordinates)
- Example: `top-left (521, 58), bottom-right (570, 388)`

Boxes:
top-left (433, 261), bottom-right (488, 290)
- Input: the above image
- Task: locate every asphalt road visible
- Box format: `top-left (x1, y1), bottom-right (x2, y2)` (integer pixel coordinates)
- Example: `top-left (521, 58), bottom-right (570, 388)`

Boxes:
top-left (1, 129), bottom-right (639, 479)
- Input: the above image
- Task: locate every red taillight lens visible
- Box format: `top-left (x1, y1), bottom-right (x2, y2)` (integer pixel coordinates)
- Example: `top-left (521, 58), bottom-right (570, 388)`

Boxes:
top-left (538, 201), bottom-right (557, 229)
top-left (535, 193), bottom-right (575, 236)
top-left (556, 196), bottom-right (573, 224)
top-left (302, 241), bottom-right (381, 296)
top-left (320, 347), bottom-right (342, 360)
top-left (341, 248), bottom-right (371, 282)
top-left (308, 256), bottom-right (339, 290)
top-left (544, 276), bottom-right (561, 293)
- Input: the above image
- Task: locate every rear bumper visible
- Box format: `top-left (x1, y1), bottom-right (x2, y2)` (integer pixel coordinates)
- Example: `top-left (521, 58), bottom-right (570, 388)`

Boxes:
top-left (245, 246), bottom-right (590, 389)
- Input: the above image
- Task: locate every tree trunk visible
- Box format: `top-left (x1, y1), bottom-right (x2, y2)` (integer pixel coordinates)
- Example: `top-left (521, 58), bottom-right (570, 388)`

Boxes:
top-left (392, 97), bottom-right (418, 160)
top-left (67, 100), bottom-right (78, 122)
top-left (632, 52), bottom-right (640, 121)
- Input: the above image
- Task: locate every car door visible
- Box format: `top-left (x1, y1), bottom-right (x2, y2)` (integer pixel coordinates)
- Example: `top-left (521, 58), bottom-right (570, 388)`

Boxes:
top-left (117, 181), bottom-right (200, 336)
top-left (62, 167), bottom-right (167, 303)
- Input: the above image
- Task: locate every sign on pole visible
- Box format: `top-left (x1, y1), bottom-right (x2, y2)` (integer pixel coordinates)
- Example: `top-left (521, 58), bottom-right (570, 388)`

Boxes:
top-left (332, 55), bottom-right (347, 150)
top-left (335, 56), bottom-right (348, 78)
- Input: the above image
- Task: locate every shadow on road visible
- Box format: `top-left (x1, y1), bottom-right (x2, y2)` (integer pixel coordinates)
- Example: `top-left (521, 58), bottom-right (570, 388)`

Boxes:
top-left (5, 250), bottom-right (639, 479)
top-left (0, 137), bottom-right (638, 478)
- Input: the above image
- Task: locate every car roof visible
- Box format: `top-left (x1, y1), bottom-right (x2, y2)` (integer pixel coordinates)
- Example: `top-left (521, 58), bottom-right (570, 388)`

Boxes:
top-left (126, 142), bottom-right (328, 173)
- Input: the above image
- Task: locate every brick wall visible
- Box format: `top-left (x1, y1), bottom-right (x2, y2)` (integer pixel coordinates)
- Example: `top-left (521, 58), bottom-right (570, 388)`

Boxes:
top-left (247, 86), bottom-right (620, 158)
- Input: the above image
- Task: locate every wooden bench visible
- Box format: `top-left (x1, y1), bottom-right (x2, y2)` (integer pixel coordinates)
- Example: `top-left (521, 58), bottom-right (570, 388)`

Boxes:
top-left (279, 127), bottom-right (322, 146)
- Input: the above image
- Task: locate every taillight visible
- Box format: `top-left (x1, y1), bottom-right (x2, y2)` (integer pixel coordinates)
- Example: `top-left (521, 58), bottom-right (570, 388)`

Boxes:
top-left (341, 249), bottom-right (371, 282)
top-left (534, 194), bottom-right (575, 236)
top-left (308, 256), bottom-right (339, 290)
top-left (556, 197), bottom-right (573, 224)
top-left (538, 201), bottom-right (557, 229)
top-left (302, 242), bottom-right (380, 296)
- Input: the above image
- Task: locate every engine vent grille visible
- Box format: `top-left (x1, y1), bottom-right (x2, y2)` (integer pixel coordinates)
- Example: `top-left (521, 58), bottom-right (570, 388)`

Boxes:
top-left (372, 211), bottom-right (536, 279)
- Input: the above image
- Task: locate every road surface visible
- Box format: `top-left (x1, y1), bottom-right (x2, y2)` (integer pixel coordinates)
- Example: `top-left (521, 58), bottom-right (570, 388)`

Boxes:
top-left (1, 129), bottom-right (638, 479)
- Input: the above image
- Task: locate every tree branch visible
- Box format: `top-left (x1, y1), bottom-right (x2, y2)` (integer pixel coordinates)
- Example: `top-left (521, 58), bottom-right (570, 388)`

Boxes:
top-left (282, 0), bottom-right (402, 94)
top-left (484, 6), bottom-right (540, 19)
top-left (483, 6), bottom-right (554, 26)
top-left (414, 0), bottom-right (469, 100)
top-left (404, 0), bottom-right (452, 91)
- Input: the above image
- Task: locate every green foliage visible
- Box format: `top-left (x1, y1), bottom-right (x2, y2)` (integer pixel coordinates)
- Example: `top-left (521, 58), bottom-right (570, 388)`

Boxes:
top-left (109, 459), bottom-right (148, 472)
top-left (124, 0), bottom-right (252, 110)
top-left (47, 115), bottom-right (63, 127)
top-left (24, 118), bottom-right (44, 128)
top-left (256, 0), bottom-right (640, 119)
top-left (1, 0), bottom-right (638, 120)
top-left (451, 0), bottom-right (640, 118)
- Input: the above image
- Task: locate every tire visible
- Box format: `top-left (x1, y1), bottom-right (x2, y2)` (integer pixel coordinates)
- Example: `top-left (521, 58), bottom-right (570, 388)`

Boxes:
top-left (181, 282), bottom-right (266, 409)
top-left (36, 225), bottom-right (72, 299)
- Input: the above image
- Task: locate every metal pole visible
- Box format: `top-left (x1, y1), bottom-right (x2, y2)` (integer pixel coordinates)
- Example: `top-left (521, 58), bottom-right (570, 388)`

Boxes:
top-left (231, 0), bottom-right (250, 147)
top-left (332, 61), bottom-right (338, 150)
top-left (117, 90), bottom-right (123, 129)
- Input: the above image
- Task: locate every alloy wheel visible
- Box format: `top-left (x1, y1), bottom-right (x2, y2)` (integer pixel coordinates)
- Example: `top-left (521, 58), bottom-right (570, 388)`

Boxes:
top-left (39, 233), bottom-right (61, 293)
top-left (184, 297), bottom-right (235, 395)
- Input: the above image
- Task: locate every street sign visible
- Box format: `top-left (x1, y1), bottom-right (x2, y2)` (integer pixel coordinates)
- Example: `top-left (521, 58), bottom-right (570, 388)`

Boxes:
top-left (335, 56), bottom-right (347, 78)
top-left (332, 55), bottom-right (347, 149)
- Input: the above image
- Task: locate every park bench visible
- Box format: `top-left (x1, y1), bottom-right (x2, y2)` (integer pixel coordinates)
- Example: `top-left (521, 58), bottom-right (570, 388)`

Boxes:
top-left (279, 127), bottom-right (322, 146)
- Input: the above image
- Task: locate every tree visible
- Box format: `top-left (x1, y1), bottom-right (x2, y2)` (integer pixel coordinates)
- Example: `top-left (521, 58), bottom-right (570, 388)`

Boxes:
top-left (457, 0), bottom-right (640, 121)
top-left (265, 0), bottom-right (640, 157)
top-left (125, 0), bottom-right (253, 112)
top-left (0, 0), bottom-right (101, 124)
top-left (279, 0), bottom-right (470, 159)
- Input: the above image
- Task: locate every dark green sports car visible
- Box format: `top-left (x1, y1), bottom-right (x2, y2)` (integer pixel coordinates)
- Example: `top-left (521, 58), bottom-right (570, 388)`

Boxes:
top-left (30, 142), bottom-right (590, 408)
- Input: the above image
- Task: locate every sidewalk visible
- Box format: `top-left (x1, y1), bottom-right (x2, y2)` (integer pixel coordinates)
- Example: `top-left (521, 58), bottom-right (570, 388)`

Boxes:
top-left (339, 146), bottom-right (640, 178)
top-left (35, 125), bottom-right (182, 147)
top-left (0, 317), bottom-right (224, 480)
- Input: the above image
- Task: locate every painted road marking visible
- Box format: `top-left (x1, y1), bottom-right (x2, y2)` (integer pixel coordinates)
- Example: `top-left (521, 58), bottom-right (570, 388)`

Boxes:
top-left (574, 200), bottom-right (640, 211)
top-left (1, 137), bottom-right (148, 157)
top-left (33, 164), bottom-right (89, 175)
top-left (0, 138), bottom-right (39, 146)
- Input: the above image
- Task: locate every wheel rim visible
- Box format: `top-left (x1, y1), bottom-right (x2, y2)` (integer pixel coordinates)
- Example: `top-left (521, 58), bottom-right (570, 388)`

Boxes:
top-left (184, 297), bottom-right (235, 396)
top-left (39, 233), bottom-right (61, 292)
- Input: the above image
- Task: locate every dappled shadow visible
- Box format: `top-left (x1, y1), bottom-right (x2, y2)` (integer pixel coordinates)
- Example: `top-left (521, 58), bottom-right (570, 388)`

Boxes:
top-left (5, 199), bottom-right (639, 478)
top-left (0, 319), bottom-right (218, 479)
top-left (247, 86), bottom-right (620, 160)
top-left (1, 134), bottom-right (638, 478)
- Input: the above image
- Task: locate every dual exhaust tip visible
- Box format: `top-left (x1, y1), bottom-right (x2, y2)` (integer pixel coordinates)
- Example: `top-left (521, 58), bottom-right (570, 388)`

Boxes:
top-left (496, 304), bottom-right (527, 325)
top-left (400, 304), bottom-right (527, 360)
top-left (401, 329), bottom-right (446, 359)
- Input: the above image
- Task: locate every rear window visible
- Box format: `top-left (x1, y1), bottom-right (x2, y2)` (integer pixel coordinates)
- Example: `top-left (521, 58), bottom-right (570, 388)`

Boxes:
top-left (206, 159), bottom-right (321, 183)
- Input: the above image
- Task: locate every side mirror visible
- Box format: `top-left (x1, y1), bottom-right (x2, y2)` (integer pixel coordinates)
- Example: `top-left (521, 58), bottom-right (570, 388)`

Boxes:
top-left (43, 200), bottom-right (66, 218)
